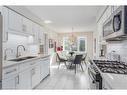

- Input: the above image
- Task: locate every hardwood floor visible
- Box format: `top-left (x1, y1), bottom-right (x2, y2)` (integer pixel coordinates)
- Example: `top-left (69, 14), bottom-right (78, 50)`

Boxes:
top-left (35, 63), bottom-right (91, 90)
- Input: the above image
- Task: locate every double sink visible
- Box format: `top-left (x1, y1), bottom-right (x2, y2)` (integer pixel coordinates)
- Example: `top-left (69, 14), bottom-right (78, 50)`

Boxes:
top-left (8, 56), bottom-right (37, 62)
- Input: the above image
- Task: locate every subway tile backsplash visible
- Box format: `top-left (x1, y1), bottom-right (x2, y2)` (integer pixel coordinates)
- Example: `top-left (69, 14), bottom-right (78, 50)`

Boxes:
top-left (3, 33), bottom-right (29, 59)
top-left (107, 40), bottom-right (127, 62)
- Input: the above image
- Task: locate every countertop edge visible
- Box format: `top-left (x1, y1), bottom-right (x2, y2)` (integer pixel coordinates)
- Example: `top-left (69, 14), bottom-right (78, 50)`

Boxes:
top-left (3, 55), bottom-right (50, 69)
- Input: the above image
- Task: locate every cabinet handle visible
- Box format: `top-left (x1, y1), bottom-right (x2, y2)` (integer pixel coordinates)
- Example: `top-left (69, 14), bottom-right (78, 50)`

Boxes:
top-left (5, 69), bottom-right (17, 74)
top-left (22, 24), bottom-right (26, 32)
top-left (30, 63), bottom-right (36, 65)
top-left (6, 32), bottom-right (8, 42)
top-left (31, 68), bottom-right (35, 76)
top-left (15, 75), bottom-right (19, 84)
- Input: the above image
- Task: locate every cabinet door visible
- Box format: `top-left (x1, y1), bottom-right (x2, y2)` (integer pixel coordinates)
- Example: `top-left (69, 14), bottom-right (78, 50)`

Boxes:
top-left (8, 9), bottom-right (22, 32)
top-left (22, 17), bottom-right (33, 35)
top-left (32, 23), bottom-right (39, 44)
top-left (1, 7), bottom-right (8, 42)
top-left (18, 69), bottom-right (31, 89)
top-left (39, 27), bottom-right (44, 44)
top-left (31, 64), bottom-right (40, 88)
top-left (40, 60), bottom-right (45, 81)
top-left (44, 58), bottom-right (50, 77)
top-left (40, 58), bottom-right (50, 81)
top-left (2, 75), bottom-right (19, 89)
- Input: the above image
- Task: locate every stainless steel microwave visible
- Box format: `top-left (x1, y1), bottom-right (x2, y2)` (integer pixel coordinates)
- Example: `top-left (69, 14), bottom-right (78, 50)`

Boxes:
top-left (103, 6), bottom-right (127, 41)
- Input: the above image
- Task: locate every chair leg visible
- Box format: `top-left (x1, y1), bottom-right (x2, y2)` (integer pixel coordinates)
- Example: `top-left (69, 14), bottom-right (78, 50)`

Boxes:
top-left (64, 62), bottom-right (68, 69)
top-left (84, 61), bottom-right (87, 67)
top-left (58, 62), bottom-right (60, 69)
top-left (75, 64), bottom-right (76, 74)
top-left (80, 63), bottom-right (84, 72)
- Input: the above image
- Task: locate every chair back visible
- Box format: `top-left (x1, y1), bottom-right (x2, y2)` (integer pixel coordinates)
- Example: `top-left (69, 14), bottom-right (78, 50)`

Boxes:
top-left (82, 53), bottom-right (87, 60)
top-left (74, 55), bottom-right (83, 64)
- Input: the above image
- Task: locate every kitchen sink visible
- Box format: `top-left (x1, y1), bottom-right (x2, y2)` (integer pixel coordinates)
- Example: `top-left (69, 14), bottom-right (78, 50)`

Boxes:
top-left (8, 56), bottom-right (37, 62)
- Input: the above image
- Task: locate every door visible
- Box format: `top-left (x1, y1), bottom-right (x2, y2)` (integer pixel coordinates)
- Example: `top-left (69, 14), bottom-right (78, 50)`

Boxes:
top-left (77, 37), bottom-right (87, 53)
top-left (18, 69), bottom-right (31, 89)
top-left (8, 9), bottom-right (22, 32)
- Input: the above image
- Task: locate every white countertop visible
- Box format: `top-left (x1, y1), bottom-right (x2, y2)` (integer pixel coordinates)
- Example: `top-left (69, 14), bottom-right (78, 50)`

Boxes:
top-left (91, 59), bottom-right (127, 89)
top-left (102, 73), bottom-right (127, 89)
top-left (3, 54), bottom-right (50, 69)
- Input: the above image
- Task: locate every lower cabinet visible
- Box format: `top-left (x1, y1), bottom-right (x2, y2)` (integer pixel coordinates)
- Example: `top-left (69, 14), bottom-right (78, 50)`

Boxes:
top-left (18, 68), bottom-right (31, 89)
top-left (40, 58), bottom-right (50, 81)
top-left (31, 64), bottom-right (40, 88)
top-left (2, 56), bottom-right (50, 89)
top-left (2, 74), bottom-right (19, 89)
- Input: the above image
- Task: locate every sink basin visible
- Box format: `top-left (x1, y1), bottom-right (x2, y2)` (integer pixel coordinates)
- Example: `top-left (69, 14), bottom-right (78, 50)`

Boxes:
top-left (8, 56), bottom-right (37, 62)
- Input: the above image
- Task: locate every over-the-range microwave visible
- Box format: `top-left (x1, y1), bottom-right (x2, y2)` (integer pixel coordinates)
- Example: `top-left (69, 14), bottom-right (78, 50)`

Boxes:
top-left (103, 6), bottom-right (127, 41)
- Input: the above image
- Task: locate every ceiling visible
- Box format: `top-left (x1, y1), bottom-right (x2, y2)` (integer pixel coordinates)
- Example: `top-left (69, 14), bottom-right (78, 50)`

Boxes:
top-left (26, 6), bottom-right (103, 33)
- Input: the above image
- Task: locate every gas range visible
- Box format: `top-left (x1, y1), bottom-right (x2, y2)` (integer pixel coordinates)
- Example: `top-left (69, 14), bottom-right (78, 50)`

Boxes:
top-left (93, 60), bottom-right (127, 74)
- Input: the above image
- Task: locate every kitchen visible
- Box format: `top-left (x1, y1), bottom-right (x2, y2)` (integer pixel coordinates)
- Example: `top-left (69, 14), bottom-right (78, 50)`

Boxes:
top-left (0, 5), bottom-right (127, 90)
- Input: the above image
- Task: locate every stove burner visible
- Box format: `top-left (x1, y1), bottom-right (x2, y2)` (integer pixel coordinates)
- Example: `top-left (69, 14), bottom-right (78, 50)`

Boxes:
top-left (93, 60), bottom-right (127, 74)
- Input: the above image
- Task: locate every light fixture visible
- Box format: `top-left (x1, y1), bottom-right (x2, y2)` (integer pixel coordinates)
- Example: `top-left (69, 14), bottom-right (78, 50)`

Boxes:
top-left (44, 20), bottom-right (52, 24)
top-left (69, 27), bottom-right (76, 45)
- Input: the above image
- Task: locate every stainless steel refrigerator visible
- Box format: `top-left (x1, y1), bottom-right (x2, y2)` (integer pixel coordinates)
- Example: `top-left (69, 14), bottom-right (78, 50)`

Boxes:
top-left (0, 12), bottom-right (2, 89)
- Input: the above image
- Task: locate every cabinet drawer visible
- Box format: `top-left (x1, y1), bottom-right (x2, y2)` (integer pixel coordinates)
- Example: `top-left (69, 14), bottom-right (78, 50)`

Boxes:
top-left (19, 62), bottom-right (31, 72)
top-left (19, 61), bottom-right (36, 72)
top-left (3, 65), bottom-right (18, 79)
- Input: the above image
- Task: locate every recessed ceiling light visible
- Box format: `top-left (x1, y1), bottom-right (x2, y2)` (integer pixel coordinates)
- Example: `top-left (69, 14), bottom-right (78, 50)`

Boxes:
top-left (44, 20), bottom-right (52, 24)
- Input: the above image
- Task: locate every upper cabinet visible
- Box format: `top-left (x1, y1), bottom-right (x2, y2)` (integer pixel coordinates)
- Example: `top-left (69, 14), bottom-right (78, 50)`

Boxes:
top-left (1, 7), bottom-right (9, 42)
top-left (32, 22), bottom-right (39, 44)
top-left (22, 17), bottom-right (33, 35)
top-left (2, 7), bottom-right (45, 44)
top-left (39, 26), bottom-right (44, 45)
top-left (8, 9), bottom-right (22, 32)
top-left (32, 22), bottom-right (44, 44)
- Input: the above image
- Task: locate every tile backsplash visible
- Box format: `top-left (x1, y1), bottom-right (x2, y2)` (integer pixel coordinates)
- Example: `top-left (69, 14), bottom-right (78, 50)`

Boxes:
top-left (3, 33), bottom-right (29, 59)
top-left (107, 40), bottom-right (127, 62)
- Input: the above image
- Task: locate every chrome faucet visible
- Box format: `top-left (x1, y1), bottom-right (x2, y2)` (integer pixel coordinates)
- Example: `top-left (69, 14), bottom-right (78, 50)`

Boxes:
top-left (16, 45), bottom-right (26, 58)
top-left (4, 48), bottom-right (13, 60)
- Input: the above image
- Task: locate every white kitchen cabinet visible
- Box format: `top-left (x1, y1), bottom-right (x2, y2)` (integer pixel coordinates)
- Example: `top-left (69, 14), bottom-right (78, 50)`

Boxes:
top-left (22, 17), bottom-right (33, 35)
top-left (18, 68), bottom-right (31, 89)
top-left (8, 9), bottom-right (22, 32)
top-left (31, 64), bottom-right (40, 88)
top-left (40, 57), bottom-right (50, 81)
top-left (38, 27), bottom-right (44, 45)
top-left (32, 22), bottom-right (39, 44)
top-left (2, 74), bottom-right (19, 89)
top-left (1, 7), bottom-right (9, 42)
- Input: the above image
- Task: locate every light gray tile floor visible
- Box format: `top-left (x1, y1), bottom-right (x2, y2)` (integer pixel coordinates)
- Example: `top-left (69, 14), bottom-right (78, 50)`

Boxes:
top-left (36, 63), bottom-right (91, 90)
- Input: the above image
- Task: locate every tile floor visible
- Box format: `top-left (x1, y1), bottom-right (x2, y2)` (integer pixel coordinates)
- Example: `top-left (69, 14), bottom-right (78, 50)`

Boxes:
top-left (36, 63), bottom-right (92, 90)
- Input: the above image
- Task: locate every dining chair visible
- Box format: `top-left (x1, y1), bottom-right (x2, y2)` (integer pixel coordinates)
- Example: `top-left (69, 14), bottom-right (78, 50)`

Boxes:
top-left (82, 53), bottom-right (87, 66)
top-left (56, 53), bottom-right (68, 69)
top-left (72, 54), bottom-right (83, 74)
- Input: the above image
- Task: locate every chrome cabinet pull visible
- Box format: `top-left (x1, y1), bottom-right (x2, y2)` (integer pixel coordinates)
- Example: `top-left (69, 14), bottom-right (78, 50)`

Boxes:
top-left (15, 75), bottom-right (19, 84)
top-left (30, 63), bottom-right (36, 65)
